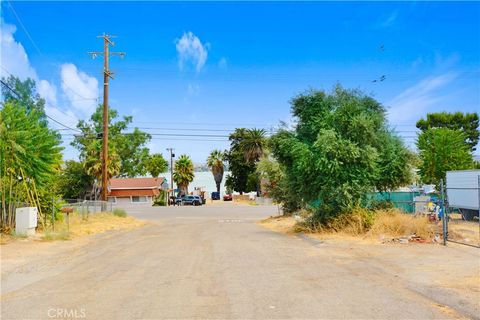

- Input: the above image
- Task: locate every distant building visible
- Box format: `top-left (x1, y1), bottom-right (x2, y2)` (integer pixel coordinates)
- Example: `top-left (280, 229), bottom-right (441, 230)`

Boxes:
top-left (108, 177), bottom-right (167, 205)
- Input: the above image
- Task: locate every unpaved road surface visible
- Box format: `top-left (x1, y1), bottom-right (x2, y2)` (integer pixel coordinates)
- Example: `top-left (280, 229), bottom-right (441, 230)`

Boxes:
top-left (1, 204), bottom-right (479, 319)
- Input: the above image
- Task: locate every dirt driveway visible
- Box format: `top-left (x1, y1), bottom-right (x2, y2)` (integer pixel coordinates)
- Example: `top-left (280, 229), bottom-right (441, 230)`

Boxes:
top-left (1, 204), bottom-right (479, 319)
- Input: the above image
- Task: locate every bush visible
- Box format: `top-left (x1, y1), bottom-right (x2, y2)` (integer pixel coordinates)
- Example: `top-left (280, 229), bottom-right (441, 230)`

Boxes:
top-left (112, 208), bottom-right (127, 218)
top-left (152, 190), bottom-right (167, 206)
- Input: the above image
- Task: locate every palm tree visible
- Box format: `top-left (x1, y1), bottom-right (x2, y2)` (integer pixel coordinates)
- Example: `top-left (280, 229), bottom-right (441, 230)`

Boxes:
top-left (241, 128), bottom-right (267, 164)
top-left (172, 154), bottom-right (194, 194)
top-left (83, 141), bottom-right (121, 190)
top-left (207, 150), bottom-right (225, 193)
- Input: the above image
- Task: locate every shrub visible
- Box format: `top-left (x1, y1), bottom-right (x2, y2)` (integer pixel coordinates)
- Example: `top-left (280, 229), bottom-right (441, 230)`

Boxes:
top-left (112, 208), bottom-right (127, 218)
top-left (152, 190), bottom-right (167, 206)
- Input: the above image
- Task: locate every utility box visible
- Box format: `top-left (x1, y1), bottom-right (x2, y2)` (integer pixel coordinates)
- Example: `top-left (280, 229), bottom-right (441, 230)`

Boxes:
top-left (15, 207), bottom-right (38, 236)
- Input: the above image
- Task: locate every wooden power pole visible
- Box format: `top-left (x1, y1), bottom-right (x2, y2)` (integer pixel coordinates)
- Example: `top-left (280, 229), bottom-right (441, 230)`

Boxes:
top-left (166, 148), bottom-right (175, 203)
top-left (88, 34), bottom-right (125, 202)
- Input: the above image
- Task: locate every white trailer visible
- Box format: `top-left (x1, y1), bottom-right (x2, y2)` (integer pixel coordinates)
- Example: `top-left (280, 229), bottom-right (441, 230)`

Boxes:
top-left (446, 170), bottom-right (480, 221)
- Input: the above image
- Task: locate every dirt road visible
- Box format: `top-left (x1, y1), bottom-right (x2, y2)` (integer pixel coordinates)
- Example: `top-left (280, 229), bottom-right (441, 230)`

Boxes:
top-left (1, 204), bottom-right (479, 319)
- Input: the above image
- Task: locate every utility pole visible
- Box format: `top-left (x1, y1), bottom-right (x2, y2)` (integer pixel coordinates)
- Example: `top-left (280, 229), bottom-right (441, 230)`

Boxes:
top-left (166, 148), bottom-right (175, 202)
top-left (88, 34), bottom-right (125, 203)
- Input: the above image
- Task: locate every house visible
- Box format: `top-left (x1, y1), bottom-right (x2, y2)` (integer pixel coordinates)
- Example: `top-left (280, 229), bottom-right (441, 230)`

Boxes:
top-left (108, 177), bottom-right (167, 205)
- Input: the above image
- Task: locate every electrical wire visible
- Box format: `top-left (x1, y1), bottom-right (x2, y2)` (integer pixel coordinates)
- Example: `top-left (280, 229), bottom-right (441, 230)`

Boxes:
top-left (0, 78), bottom-right (81, 132)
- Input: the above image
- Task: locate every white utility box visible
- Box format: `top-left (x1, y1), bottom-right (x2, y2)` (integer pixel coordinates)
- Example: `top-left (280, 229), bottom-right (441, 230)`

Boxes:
top-left (15, 207), bottom-right (38, 236)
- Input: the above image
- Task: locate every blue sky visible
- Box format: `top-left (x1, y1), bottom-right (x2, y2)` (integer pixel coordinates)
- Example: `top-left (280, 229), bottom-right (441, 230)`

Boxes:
top-left (1, 1), bottom-right (479, 163)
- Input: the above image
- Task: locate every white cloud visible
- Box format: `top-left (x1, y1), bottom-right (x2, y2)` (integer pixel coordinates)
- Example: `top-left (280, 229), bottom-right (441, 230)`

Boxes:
top-left (0, 18), bottom-right (83, 135)
top-left (1, 18), bottom-right (60, 109)
top-left (37, 79), bottom-right (58, 106)
top-left (0, 18), bottom-right (37, 80)
top-left (60, 63), bottom-right (99, 115)
top-left (387, 73), bottom-right (457, 123)
top-left (175, 32), bottom-right (209, 72)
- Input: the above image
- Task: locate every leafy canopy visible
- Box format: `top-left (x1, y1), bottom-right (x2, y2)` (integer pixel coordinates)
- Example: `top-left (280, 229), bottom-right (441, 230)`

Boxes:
top-left (224, 129), bottom-right (257, 194)
top-left (207, 149), bottom-right (225, 193)
top-left (173, 154), bottom-right (194, 194)
top-left (417, 128), bottom-right (473, 186)
top-left (270, 86), bottom-right (413, 223)
top-left (72, 105), bottom-right (151, 178)
top-left (416, 112), bottom-right (479, 151)
top-left (145, 153), bottom-right (168, 178)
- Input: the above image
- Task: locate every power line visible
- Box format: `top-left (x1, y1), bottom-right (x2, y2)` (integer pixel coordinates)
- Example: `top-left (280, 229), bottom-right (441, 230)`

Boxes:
top-left (5, 3), bottom-right (98, 104)
top-left (0, 77), bottom-right (81, 132)
top-left (7, 0), bottom-right (43, 55)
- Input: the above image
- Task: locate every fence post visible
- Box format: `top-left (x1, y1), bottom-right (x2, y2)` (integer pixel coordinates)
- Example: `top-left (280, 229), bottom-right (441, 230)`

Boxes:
top-left (441, 179), bottom-right (447, 246)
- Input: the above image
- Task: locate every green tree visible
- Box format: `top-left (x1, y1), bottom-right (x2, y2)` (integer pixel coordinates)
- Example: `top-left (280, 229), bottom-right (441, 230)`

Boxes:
top-left (72, 105), bottom-right (151, 178)
top-left (207, 150), bottom-right (225, 193)
top-left (172, 154), bottom-right (194, 194)
top-left (82, 138), bottom-right (121, 189)
top-left (417, 128), bottom-right (473, 186)
top-left (256, 153), bottom-right (300, 214)
top-left (224, 128), bottom-right (257, 194)
top-left (1, 76), bottom-right (46, 116)
top-left (241, 128), bottom-right (267, 164)
top-left (375, 133), bottom-right (415, 192)
top-left (270, 86), bottom-right (413, 224)
top-left (56, 160), bottom-right (93, 200)
top-left (416, 112), bottom-right (479, 151)
top-left (0, 101), bottom-right (62, 229)
top-left (145, 153), bottom-right (168, 178)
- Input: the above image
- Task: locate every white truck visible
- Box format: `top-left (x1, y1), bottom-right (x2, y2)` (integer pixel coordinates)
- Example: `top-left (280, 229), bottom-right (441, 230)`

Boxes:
top-left (446, 170), bottom-right (480, 221)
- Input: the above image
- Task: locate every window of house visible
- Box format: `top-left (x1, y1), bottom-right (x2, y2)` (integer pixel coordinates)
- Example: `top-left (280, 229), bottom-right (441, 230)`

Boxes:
top-left (107, 196), bottom-right (116, 203)
top-left (131, 196), bottom-right (148, 203)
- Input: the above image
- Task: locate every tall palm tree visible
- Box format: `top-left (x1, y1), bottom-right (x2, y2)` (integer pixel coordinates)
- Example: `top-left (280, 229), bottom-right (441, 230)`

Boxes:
top-left (172, 154), bottom-right (194, 194)
top-left (241, 128), bottom-right (267, 164)
top-left (83, 141), bottom-right (121, 190)
top-left (207, 150), bottom-right (225, 193)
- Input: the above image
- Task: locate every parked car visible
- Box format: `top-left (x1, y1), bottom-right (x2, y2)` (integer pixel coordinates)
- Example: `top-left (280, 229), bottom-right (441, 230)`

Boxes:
top-left (183, 195), bottom-right (202, 206)
top-left (223, 194), bottom-right (233, 201)
top-left (175, 195), bottom-right (187, 205)
top-left (193, 196), bottom-right (203, 206)
top-left (211, 192), bottom-right (220, 200)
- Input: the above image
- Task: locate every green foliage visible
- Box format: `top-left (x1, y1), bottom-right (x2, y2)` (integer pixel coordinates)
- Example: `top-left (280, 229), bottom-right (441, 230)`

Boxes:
top-left (224, 128), bottom-right (262, 194)
top-left (417, 128), bottom-right (473, 186)
top-left (1, 76), bottom-right (46, 117)
top-left (56, 160), bottom-right (93, 200)
top-left (72, 105), bottom-right (151, 178)
top-left (173, 154), bottom-right (194, 194)
top-left (256, 153), bottom-right (300, 214)
top-left (375, 133), bottom-right (415, 192)
top-left (416, 112), bottom-right (479, 151)
top-left (145, 153), bottom-right (168, 178)
top-left (270, 86), bottom-right (414, 224)
top-left (241, 128), bottom-right (267, 164)
top-left (112, 208), bottom-right (127, 218)
top-left (152, 189), bottom-right (167, 206)
top-left (1, 78), bottom-right (63, 230)
top-left (207, 149), bottom-right (225, 193)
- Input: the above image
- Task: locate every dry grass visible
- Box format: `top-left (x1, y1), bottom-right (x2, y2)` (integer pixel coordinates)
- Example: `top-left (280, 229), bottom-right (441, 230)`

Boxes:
top-left (258, 215), bottom-right (297, 234)
top-left (41, 211), bottom-right (146, 241)
top-left (260, 209), bottom-right (444, 243)
top-left (367, 210), bottom-right (438, 240)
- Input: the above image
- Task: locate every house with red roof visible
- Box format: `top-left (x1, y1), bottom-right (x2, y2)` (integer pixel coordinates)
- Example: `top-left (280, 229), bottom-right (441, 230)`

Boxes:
top-left (108, 177), bottom-right (167, 205)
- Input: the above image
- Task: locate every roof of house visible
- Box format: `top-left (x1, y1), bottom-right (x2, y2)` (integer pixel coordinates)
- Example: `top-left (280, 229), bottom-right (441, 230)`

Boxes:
top-left (109, 189), bottom-right (160, 197)
top-left (109, 177), bottom-right (166, 190)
